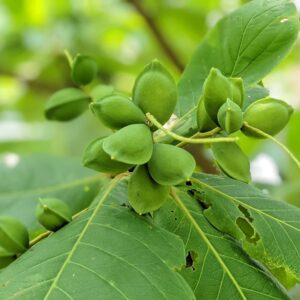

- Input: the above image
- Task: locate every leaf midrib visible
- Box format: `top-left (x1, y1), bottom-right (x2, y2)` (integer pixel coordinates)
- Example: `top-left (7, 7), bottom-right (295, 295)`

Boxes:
top-left (171, 188), bottom-right (247, 300)
top-left (44, 177), bottom-right (121, 299)
top-left (230, 2), bottom-right (283, 76)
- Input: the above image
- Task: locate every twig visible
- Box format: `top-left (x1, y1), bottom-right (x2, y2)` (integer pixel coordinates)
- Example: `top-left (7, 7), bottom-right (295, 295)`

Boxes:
top-left (125, 0), bottom-right (184, 71)
top-left (176, 128), bottom-right (221, 147)
top-left (146, 113), bottom-right (237, 144)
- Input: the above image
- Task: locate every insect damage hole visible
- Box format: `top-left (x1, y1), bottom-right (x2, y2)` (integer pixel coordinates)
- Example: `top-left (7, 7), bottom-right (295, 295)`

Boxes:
top-left (185, 251), bottom-right (196, 271)
top-left (236, 217), bottom-right (260, 244)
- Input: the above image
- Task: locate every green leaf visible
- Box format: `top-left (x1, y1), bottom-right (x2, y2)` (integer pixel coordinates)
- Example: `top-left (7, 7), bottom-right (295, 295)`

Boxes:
top-left (0, 154), bottom-right (103, 233)
top-left (0, 179), bottom-right (195, 300)
top-left (244, 85), bottom-right (270, 110)
top-left (190, 173), bottom-right (300, 288)
top-left (177, 0), bottom-right (299, 116)
top-left (154, 188), bottom-right (289, 300)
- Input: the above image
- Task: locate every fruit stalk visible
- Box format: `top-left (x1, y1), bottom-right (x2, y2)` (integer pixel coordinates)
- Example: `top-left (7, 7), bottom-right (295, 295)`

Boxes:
top-left (64, 49), bottom-right (74, 67)
top-left (243, 122), bottom-right (300, 170)
top-left (176, 128), bottom-right (221, 147)
top-left (29, 207), bottom-right (90, 247)
top-left (146, 113), bottom-right (238, 144)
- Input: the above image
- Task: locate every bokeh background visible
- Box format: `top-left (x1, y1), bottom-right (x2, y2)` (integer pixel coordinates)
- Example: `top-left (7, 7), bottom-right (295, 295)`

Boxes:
top-left (1, 0), bottom-right (300, 204)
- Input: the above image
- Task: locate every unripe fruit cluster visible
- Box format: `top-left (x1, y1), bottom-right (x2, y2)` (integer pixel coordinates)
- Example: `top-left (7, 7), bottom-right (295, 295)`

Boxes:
top-left (82, 60), bottom-right (196, 214)
top-left (44, 54), bottom-right (197, 214)
top-left (43, 53), bottom-right (294, 211)
top-left (197, 68), bottom-right (293, 183)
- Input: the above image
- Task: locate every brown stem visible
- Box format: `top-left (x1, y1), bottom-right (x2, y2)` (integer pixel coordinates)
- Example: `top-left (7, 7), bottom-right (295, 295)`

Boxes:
top-left (125, 0), bottom-right (184, 72)
top-left (184, 144), bottom-right (219, 174)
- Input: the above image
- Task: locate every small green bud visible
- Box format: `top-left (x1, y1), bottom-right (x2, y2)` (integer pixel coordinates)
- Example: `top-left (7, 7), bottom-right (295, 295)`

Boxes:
top-left (103, 124), bottom-right (153, 165)
top-left (128, 165), bottom-right (170, 214)
top-left (211, 139), bottom-right (251, 183)
top-left (45, 88), bottom-right (90, 121)
top-left (0, 247), bottom-right (16, 269)
top-left (82, 137), bottom-right (132, 173)
top-left (90, 95), bottom-right (146, 130)
top-left (36, 198), bottom-right (72, 232)
top-left (197, 96), bottom-right (218, 132)
top-left (71, 54), bottom-right (98, 86)
top-left (133, 59), bottom-right (177, 125)
top-left (0, 216), bottom-right (29, 254)
top-left (217, 99), bottom-right (243, 134)
top-left (148, 143), bottom-right (196, 186)
top-left (242, 97), bottom-right (293, 138)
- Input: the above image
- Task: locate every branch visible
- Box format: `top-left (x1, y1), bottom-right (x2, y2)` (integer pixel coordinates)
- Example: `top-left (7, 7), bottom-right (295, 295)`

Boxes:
top-left (125, 0), bottom-right (184, 72)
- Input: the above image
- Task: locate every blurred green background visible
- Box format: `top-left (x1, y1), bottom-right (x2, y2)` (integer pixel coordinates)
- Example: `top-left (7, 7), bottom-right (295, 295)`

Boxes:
top-left (1, 0), bottom-right (300, 205)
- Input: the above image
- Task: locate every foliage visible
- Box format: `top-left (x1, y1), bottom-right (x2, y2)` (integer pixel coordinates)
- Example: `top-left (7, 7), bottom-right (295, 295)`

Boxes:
top-left (1, 0), bottom-right (300, 299)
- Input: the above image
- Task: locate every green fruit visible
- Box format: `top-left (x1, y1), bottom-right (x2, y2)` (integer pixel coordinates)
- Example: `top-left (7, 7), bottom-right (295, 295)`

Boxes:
top-left (0, 216), bottom-right (29, 254)
top-left (103, 124), bottom-right (153, 165)
top-left (197, 96), bottom-right (218, 132)
top-left (128, 165), bottom-right (170, 214)
top-left (45, 88), bottom-right (90, 121)
top-left (90, 95), bottom-right (146, 130)
top-left (36, 198), bottom-right (72, 232)
top-left (0, 256), bottom-right (15, 269)
top-left (71, 54), bottom-right (98, 86)
top-left (133, 59), bottom-right (177, 125)
top-left (203, 68), bottom-right (232, 122)
top-left (228, 77), bottom-right (244, 107)
top-left (0, 247), bottom-right (15, 269)
top-left (82, 137), bottom-right (132, 173)
top-left (90, 84), bottom-right (115, 101)
top-left (211, 139), bottom-right (251, 183)
top-left (148, 143), bottom-right (196, 186)
top-left (217, 99), bottom-right (243, 134)
top-left (242, 97), bottom-right (293, 138)
top-left (203, 68), bottom-right (244, 122)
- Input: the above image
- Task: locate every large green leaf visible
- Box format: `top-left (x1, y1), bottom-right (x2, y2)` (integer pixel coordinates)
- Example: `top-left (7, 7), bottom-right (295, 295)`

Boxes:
top-left (190, 173), bottom-right (300, 288)
top-left (0, 179), bottom-right (195, 300)
top-left (154, 189), bottom-right (289, 300)
top-left (0, 154), bottom-right (103, 233)
top-left (177, 0), bottom-right (299, 116)
top-left (243, 84), bottom-right (270, 110)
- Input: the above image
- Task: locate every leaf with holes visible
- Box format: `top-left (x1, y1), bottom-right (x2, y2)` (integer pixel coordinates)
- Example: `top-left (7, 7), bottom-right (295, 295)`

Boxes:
top-left (176, 0), bottom-right (299, 116)
top-left (154, 188), bottom-right (289, 300)
top-left (0, 179), bottom-right (195, 300)
top-left (0, 154), bottom-right (103, 234)
top-left (190, 173), bottom-right (300, 289)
